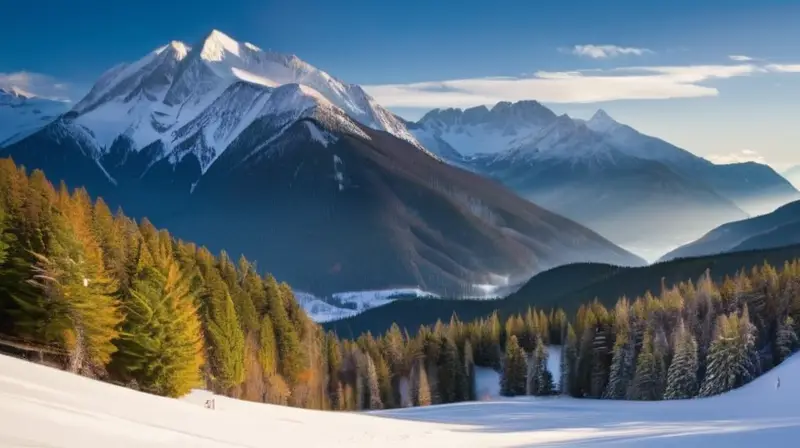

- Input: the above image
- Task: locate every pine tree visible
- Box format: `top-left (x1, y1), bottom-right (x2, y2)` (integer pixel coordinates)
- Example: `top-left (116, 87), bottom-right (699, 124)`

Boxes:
top-left (664, 321), bottom-right (699, 400)
top-left (628, 330), bottom-right (658, 400)
top-left (205, 282), bottom-right (246, 392)
top-left (264, 275), bottom-right (303, 385)
top-left (528, 337), bottom-right (553, 395)
top-left (699, 308), bottom-right (760, 397)
top-left (436, 336), bottom-right (462, 403)
top-left (27, 212), bottom-right (123, 373)
top-left (501, 335), bottom-right (527, 396)
top-left (416, 362), bottom-right (432, 406)
top-left (560, 324), bottom-right (577, 395)
top-left (258, 315), bottom-right (279, 377)
top-left (463, 339), bottom-right (476, 400)
top-left (775, 316), bottom-right (798, 364)
top-left (604, 333), bottom-right (634, 399)
top-left (112, 262), bottom-right (205, 397)
top-left (365, 355), bottom-right (383, 410)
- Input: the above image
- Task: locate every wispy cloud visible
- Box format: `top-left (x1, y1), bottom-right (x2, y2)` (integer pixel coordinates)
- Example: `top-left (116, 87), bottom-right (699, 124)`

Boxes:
top-left (569, 44), bottom-right (653, 59)
top-left (0, 71), bottom-right (74, 102)
top-left (729, 55), bottom-right (754, 62)
top-left (363, 64), bottom-right (768, 108)
top-left (707, 149), bottom-right (766, 165)
top-left (765, 63), bottom-right (800, 73)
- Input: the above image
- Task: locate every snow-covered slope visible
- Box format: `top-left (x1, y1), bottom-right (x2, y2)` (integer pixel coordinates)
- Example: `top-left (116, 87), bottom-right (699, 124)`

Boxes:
top-left (0, 86), bottom-right (69, 146)
top-left (412, 101), bottom-right (558, 158)
top-left (296, 288), bottom-right (439, 323)
top-left (2, 352), bottom-right (799, 447)
top-left (53, 29), bottom-right (423, 177)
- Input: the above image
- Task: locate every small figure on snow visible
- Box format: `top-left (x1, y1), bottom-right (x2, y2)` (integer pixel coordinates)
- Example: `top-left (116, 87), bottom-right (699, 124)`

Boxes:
top-left (776, 376), bottom-right (780, 390)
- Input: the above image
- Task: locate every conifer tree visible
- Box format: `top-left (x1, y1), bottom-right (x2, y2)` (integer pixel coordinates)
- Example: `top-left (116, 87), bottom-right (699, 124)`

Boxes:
top-left (206, 283), bottom-right (246, 392)
top-left (437, 336), bottom-right (464, 403)
top-left (416, 362), bottom-right (432, 406)
top-left (560, 324), bottom-right (577, 395)
top-left (265, 275), bottom-right (303, 385)
top-left (775, 316), bottom-right (798, 364)
top-left (27, 212), bottom-right (123, 373)
top-left (528, 337), bottom-right (553, 395)
top-left (463, 339), bottom-right (476, 401)
top-left (664, 321), bottom-right (699, 399)
top-left (365, 355), bottom-right (383, 410)
top-left (258, 315), bottom-right (279, 377)
top-left (699, 309), bottom-right (760, 397)
top-left (604, 334), bottom-right (634, 399)
top-left (112, 262), bottom-right (204, 397)
top-left (628, 330), bottom-right (658, 400)
top-left (501, 335), bottom-right (527, 396)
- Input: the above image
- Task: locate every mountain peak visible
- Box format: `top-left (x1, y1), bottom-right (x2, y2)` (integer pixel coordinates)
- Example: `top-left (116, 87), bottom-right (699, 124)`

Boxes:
top-left (0, 85), bottom-right (35, 99)
top-left (198, 29), bottom-right (243, 61)
top-left (586, 108), bottom-right (622, 133)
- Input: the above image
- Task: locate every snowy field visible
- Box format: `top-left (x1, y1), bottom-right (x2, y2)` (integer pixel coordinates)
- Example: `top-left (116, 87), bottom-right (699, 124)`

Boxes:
top-left (1, 352), bottom-right (798, 447)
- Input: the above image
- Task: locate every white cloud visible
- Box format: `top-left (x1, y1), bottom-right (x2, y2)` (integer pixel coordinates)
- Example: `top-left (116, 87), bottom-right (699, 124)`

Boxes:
top-left (0, 71), bottom-right (73, 102)
top-left (707, 149), bottom-right (767, 165)
top-left (765, 63), bottom-right (800, 73)
top-left (570, 44), bottom-right (653, 59)
top-left (362, 64), bottom-right (766, 109)
top-left (729, 55), bottom-right (754, 62)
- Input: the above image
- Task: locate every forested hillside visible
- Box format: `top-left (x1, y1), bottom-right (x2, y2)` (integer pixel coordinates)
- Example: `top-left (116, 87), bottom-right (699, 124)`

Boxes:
top-left (1, 158), bottom-right (798, 412)
top-left (326, 244), bottom-right (800, 337)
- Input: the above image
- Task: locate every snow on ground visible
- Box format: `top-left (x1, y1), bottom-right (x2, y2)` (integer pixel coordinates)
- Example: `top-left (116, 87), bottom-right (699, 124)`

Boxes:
top-left (295, 288), bottom-right (439, 323)
top-left (475, 346), bottom-right (561, 400)
top-left (1, 352), bottom-right (799, 447)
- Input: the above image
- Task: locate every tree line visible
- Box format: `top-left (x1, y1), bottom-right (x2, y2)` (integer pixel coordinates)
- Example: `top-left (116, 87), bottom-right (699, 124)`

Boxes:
top-left (0, 158), bottom-right (798, 411)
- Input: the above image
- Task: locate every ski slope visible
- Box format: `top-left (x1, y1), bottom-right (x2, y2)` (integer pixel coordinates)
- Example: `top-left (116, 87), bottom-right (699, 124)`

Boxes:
top-left (1, 353), bottom-right (798, 447)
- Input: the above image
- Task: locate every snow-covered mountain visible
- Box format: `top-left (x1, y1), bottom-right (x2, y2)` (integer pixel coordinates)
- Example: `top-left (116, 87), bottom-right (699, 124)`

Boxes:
top-left (0, 30), bottom-right (645, 296)
top-left (410, 103), bottom-right (797, 259)
top-left (0, 86), bottom-right (69, 146)
top-left (24, 29), bottom-right (424, 181)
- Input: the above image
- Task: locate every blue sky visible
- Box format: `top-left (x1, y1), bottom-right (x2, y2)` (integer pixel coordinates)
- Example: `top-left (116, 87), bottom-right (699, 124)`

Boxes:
top-left (2, 0), bottom-right (800, 168)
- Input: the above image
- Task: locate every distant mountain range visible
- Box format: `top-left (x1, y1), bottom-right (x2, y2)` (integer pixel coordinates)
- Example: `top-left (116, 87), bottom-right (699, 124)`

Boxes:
top-left (409, 103), bottom-right (798, 259)
top-left (0, 87), bottom-right (69, 146)
top-left (784, 166), bottom-right (800, 189)
top-left (0, 29), bottom-right (644, 297)
top-left (661, 199), bottom-right (800, 261)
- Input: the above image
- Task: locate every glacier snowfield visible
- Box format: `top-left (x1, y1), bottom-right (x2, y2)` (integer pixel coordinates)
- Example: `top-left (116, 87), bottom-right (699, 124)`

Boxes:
top-left (1, 352), bottom-right (798, 447)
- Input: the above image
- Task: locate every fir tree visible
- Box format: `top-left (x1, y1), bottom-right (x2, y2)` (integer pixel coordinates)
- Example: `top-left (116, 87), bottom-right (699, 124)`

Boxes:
top-left (365, 355), bottom-right (383, 410)
top-left (664, 321), bottom-right (699, 400)
top-left (560, 324), bottom-right (577, 395)
top-left (699, 309), bottom-right (760, 397)
top-left (206, 284), bottom-right (246, 392)
top-left (775, 316), bottom-right (798, 364)
top-left (528, 338), bottom-right (553, 395)
top-left (501, 335), bottom-right (527, 396)
top-left (628, 330), bottom-right (658, 400)
top-left (437, 336), bottom-right (464, 403)
top-left (258, 315), bottom-right (279, 377)
top-left (416, 362), bottom-right (432, 406)
top-left (265, 275), bottom-right (303, 385)
top-left (604, 333), bottom-right (634, 399)
top-left (112, 262), bottom-right (205, 397)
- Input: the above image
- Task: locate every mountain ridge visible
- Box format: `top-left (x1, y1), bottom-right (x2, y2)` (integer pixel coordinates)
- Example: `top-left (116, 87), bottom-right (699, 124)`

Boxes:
top-left (0, 29), bottom-right (645, 296)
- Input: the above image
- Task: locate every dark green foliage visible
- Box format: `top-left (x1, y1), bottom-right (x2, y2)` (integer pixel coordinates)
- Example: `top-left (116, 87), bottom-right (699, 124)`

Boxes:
top-left (664, 321), bottom-right (699, 400)
top-left (628, 330), bottom-right (658, 401)
top-left (324, 245), bottom-right (800, 338)
top-left (500, 336), bottom-right (527, 397)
